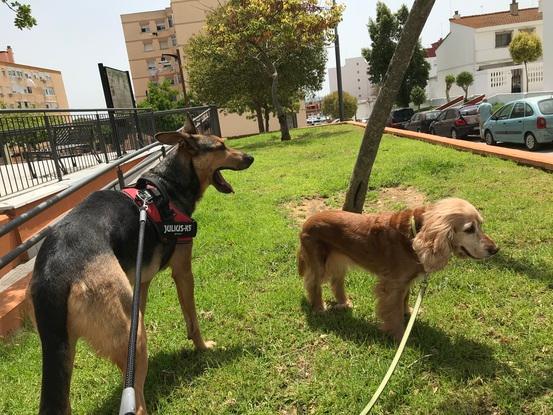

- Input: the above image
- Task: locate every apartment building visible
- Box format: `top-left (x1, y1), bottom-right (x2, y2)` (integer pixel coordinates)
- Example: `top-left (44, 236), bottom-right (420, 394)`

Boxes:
top-left (121, 0), bottom-right (306, 137)
top-left (0, 46), bottom-right (69, 109)
top-left (328, 56), bottom-right (377, 120)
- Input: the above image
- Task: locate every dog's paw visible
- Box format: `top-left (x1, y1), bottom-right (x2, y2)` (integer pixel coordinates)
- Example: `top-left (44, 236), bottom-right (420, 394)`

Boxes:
top-left (196, 340), bottom-right (216, 351)
top-left (312, 304), bottom-right (327, 314)
top-left (330, 301), bottom-right (353, 311)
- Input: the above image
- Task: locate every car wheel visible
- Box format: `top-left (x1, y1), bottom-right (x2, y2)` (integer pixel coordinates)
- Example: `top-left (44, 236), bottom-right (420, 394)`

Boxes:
top-left (485, 130), bottom-right (496, 145)
top-left (451, 128), bottom-right (458, 139)
top-left (524, 133), bottom-right (540, 151)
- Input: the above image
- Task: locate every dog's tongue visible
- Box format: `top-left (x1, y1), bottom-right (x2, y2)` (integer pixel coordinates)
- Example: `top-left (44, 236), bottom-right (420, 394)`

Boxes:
top-left (213, 170), bottom-right (234, 193)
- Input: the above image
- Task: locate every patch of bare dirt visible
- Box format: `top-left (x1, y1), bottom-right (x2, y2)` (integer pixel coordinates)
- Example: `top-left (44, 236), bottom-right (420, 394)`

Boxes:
top-left (285, 196), bottom-right (330, 226)
top-left (286, 187), bottom-right (427, 226)
top-left (372, 186), bottom-right (426, 211)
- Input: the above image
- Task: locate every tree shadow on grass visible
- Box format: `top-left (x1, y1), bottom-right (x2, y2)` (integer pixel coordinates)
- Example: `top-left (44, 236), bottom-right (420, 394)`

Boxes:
top-left (91, 344), bottom-right (257, 415)
top-left (235, 129), bottom-right (347, 152)
top-left (483, 252), bottom-right (553, 287)
top-left (301, 298), bottom-right (508, 381)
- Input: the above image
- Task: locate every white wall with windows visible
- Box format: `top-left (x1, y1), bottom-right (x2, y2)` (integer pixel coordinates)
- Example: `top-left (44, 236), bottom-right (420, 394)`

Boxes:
top-left (429, 12), bottom-right (544, 102)
top-left (543, 0), bottom-right (553, 90)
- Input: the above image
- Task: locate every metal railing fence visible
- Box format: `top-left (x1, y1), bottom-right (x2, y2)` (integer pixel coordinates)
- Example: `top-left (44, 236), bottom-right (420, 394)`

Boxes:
top-left (0, 105), bottom-right (219, 198)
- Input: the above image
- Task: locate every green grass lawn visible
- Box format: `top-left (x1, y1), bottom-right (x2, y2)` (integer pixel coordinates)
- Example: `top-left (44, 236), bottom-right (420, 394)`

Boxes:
top-left (1, 124), bottom-right (552, 414)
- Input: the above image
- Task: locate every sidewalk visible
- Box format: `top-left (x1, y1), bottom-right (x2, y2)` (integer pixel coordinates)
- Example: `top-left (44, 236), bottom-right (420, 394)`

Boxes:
top-left (348, 121), bottom-right (553, 171)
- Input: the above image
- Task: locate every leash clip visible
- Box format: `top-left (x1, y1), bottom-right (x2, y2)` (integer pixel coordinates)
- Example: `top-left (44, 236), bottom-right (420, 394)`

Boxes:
top-left (136, 189), bottom-right (153, 212)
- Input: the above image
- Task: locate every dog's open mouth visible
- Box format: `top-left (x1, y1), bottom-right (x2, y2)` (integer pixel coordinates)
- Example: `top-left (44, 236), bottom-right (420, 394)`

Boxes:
top-left (212, 168), bottom-right (234, 194)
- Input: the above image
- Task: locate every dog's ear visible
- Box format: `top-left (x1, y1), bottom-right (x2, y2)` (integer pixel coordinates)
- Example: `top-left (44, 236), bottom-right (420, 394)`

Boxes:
top-left (182, 112), bottom-right (198, 135)
top-left (155, 130), bottom-right (200, 154)
top-left (412, 211), bottom-right (453, 273)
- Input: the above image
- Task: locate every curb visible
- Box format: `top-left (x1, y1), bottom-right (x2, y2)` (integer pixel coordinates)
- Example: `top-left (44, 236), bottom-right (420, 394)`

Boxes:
top-left (347, 121), bottom-right (553, 172)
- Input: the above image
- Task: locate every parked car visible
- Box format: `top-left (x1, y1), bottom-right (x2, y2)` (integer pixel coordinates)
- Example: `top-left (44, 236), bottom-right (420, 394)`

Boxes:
top-left (482, 96), bottom-right (553, 151)
top-left (386, 108), bottom-right (415, 129)
top-left (307, 116), bottom-right (327, 126)
top-left (405, 110), bottom-right (441, 133)
top-left (429, 107), bottom-right (480, 138)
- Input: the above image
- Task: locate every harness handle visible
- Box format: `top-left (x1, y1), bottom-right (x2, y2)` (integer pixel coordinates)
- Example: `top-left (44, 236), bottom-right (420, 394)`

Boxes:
top-left (119, 197), bottom-right (150, 415)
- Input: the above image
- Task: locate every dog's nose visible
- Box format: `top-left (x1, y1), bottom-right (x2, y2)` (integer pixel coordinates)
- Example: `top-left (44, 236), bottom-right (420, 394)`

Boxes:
top-left (244, 154), bottom-right (254, 166)
top-left (487, 245), bottom-right (499, 255)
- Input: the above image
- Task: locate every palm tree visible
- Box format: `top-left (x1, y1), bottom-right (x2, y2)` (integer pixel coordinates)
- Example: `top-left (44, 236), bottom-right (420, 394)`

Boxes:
top-left (343, 0), bottom-right (436, 213)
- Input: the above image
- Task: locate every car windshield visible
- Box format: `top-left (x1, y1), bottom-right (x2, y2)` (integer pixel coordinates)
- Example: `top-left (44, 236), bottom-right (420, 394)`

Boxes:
top-left (393, 109), bottom-right (413, 120)
top-left (538, 99), bottom-right (553, 114)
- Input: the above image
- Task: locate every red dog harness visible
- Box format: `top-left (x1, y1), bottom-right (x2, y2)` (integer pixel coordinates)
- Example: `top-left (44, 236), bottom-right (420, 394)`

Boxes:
top-left (122, 178), bottom-right (197, 244)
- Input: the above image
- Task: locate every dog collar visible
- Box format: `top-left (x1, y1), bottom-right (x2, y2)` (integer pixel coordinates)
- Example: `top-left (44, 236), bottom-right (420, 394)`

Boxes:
top-left (122, 179), bottom-right (197, 244)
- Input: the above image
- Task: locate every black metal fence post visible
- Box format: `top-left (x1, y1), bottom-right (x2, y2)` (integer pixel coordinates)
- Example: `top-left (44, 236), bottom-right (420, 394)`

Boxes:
top-left (209, 106), bottom-right (222, 137)
top-left (108, 109), bottom-right (123, 158)
top-left (44, 115), bottom-right (63, 182)
top-left (117, 166), bottom-right (125, 190)
top-left (149, 109), bottom-right (156, 141)
top-left (95, 112), bottom-right (109, 163)
top-left (133, 109), bottom-right (145, 148)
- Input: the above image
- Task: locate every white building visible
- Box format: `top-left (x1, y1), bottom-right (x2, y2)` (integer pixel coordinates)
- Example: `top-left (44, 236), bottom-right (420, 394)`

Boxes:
top-left (543, 0), bottom-right (553, 90)
top-left (328, 57), bottom-right (377, 119)
top-left (427, 1), bottom-right (550, 104)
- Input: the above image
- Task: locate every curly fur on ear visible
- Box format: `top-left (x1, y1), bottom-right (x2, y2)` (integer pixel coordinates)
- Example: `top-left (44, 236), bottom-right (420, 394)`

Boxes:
top-left (413, 202), bottom-right (455, 273)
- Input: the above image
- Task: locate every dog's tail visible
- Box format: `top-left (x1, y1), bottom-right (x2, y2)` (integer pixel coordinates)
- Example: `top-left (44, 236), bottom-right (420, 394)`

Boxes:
top-left (31, 273), bottom-right (73, 415)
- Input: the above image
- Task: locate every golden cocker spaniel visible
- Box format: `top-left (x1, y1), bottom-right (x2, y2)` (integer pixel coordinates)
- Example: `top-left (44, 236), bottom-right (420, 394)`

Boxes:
top-left (298, 198), bottom-right (498, 341)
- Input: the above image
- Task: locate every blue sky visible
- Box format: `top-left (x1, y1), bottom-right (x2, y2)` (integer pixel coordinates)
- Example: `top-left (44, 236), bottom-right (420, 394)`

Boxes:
top-left (0, 0), bottom-right (539, 107)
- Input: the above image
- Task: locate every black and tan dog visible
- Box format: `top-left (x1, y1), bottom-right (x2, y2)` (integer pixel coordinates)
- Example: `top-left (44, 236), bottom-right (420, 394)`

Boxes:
top-left (29, 114), bottom-right (253, 415)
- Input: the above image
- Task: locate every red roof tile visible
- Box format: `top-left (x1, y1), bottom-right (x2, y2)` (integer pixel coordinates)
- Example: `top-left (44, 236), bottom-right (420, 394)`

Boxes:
top-left (425, 38), bottom-right (444, 58)
top-left (450, 7), bottom-right (542, 29)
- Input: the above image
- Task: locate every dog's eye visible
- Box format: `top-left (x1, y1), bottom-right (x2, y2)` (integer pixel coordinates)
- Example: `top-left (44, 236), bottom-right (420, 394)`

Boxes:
top-left (464, 224), bottom-right (476, 234)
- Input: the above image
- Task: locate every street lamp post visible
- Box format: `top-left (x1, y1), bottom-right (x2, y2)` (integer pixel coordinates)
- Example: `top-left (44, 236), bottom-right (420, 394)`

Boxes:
top-left (333, 0), bottom-right (344, 121)
top-left (161, 49), bottom-right (189, 107)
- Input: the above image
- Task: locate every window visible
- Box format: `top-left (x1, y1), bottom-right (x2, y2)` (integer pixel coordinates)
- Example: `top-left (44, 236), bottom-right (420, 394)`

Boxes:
top-left (511, 102), bottom-right (525, 118)
top-left (140, 22), bottom-right (150, 33)
top-left (495, 31), bottom-right (512, 48)
top-left (525, 104), bottom-right (534, 116)
top-left (168, 15), bottom-right (173, 27)
top-left (445, 109), bottom-right (457, 119)
top-left (538, 99), bottom-right (553, 114)
top-left (171, 35), bottom-right (177, 47)
top-left (25, 86), bottom-right (32, 94)
top-left (44, 87), bottom-right (55, 96)
top-left (496, 103), bottom-right (513, 119)
top-left (159, 40), bottom-right (169, 50)
top-left (143, 41), bottom-right (153, 52)
top-left (147, 59), bottom-right (156, 71)
top-left (156, 20), bottom-right (166, 31)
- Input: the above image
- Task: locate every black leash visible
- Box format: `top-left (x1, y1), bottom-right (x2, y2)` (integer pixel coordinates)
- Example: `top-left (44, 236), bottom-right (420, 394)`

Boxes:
top-left (119, 191), bottom-right (152, 415)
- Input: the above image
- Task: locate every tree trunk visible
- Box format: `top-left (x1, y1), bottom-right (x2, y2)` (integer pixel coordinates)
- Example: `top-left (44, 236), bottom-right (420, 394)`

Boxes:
top-left (446, 87), bottom-right (450, 102)
top-left (343, 0), bottom-right (435, 213)
top-left (263, 104), bottom-right (270, 133)
top-left (270, 67), bottom-right (291, 141)
top-left (524, 60), bottom-right (528, 93)
top-left (254, 103), bottom-right (265, 133)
